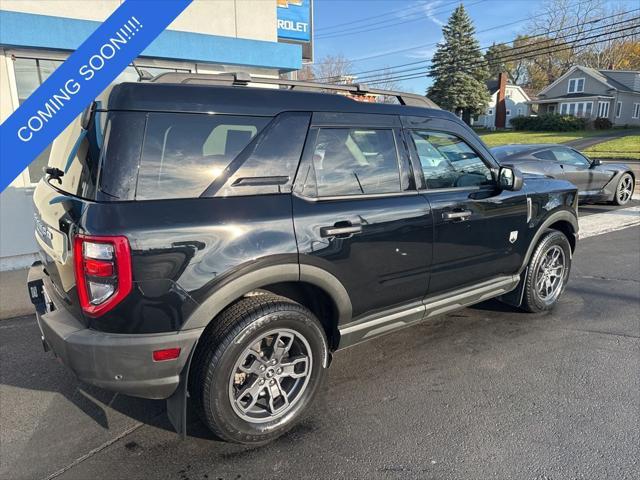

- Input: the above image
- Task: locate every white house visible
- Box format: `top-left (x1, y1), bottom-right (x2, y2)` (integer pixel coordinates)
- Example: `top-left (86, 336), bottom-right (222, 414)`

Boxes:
top-left (477, 79), bottom-right (531, 129)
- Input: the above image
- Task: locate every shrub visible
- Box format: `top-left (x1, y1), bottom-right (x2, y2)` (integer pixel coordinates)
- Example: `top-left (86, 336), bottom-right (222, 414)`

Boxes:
top-left (592, 117), bottom-right (613, 129)
top-left (510, 114), bottom-right (587, 131)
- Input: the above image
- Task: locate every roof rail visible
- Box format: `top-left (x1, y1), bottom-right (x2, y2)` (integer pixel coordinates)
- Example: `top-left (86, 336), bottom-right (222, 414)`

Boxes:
top-left (149, 72), bottom-right (439, 109)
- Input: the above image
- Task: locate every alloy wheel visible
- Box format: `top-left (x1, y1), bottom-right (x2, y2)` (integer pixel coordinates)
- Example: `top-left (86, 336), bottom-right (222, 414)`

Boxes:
top-left (617, 175), bottom-right (634, 204)
top-left (535, 245), bottom-right (566, 302)
top-left (228, 329), bottom-right (312, 423)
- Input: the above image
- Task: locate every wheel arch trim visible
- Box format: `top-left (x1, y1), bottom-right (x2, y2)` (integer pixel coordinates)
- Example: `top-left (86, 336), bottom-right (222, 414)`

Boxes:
top-left (181, 264), bottom-right (352, 331)
top-left (519, 210), bottom-right (578, 274)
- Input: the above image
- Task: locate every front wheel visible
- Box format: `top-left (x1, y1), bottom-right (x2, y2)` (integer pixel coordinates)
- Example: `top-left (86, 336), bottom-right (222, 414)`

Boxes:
top-left (521, 230), bottom-right (572, 313)
top-left (613, 173), bottom-right (634, 206)
top-left (190, 295), bottom-right (328, 445)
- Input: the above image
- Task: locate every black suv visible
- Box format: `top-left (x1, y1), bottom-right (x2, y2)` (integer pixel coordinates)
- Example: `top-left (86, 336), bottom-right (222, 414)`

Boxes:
top-left (28, 74), bottom-right (578, 445)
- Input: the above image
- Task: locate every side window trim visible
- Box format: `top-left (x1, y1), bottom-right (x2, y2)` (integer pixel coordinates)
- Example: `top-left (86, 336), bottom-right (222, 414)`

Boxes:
top-left (293, 121), bottom-right (416, 201)
top-left (404, 128), bottom-right (496, 192)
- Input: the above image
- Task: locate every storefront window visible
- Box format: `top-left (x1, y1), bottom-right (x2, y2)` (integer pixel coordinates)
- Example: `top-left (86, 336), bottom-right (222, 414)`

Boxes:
top-left (13, 58), bottom-right (64, 184)
top-left (12, 57), bottom-right (191, 184)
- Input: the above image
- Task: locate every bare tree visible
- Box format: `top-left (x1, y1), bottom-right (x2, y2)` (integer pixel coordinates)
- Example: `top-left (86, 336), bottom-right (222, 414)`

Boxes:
top-left (525, 0), bottom-right (604, 89)
top-left (311, 54), bottom-right (353, 84)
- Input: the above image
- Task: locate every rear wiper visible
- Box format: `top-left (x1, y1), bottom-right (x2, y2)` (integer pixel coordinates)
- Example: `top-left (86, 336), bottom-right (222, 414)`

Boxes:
top-left (44, 167), bottom-right (64, 184)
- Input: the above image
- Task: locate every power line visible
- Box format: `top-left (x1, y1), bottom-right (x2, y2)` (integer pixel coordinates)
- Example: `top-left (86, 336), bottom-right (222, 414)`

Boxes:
top-left (342, 0), bottom-right (606, 64)
top-left (366, 26), bottom-right (639, 85)
top-left (315, 0), bottom-right (460, 33)
top-left (364, 29), bottom-right (638, 86)
top-left (316, 0), bottom-right (486, 39)
top-left (315, 8), bottom-right (640, 82)
top-left (353, 14), bottom-right (639, 83)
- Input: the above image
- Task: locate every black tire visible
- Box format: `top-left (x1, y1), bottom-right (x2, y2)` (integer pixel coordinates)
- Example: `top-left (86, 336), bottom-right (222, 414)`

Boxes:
top-left (190, 294), bottom-right (328, 445)
top-left (613, 173), bottom-right (634, 206)
top-left (521, 230), bottom-right (572, 313)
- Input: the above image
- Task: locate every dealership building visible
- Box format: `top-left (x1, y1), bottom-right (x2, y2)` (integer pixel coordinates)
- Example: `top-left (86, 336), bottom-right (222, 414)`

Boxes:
top-left (0, 0), bottom-right (311, 272)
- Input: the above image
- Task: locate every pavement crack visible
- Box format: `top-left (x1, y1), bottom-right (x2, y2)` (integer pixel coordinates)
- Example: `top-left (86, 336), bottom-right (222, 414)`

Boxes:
top-left (41, 421), bottom-right (144, 480)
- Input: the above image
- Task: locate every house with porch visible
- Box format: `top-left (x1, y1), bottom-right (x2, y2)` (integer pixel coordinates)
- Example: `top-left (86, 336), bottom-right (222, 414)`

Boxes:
top-left (531, 66), bottom-right (640, 126)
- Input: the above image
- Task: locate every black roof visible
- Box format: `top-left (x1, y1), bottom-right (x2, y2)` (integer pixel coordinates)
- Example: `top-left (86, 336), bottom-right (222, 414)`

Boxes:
top-left (106, 82), bottom-right (455, 120)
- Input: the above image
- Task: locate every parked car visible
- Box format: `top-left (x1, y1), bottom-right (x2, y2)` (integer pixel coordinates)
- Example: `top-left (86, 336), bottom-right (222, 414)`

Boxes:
top-left (27, 74), bottom-right (578, 445)
top-left (491, 144), bottom-right (635, 205)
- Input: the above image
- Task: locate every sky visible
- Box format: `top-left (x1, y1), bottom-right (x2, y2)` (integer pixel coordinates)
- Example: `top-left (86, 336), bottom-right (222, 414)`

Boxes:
top-left (312, 0), bottom-right (637, 93)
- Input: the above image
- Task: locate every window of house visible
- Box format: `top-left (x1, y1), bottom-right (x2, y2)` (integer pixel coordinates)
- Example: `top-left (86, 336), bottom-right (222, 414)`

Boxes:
top-left (548, 105), bottom-right (556, 114)
top-left (409, 131), bottom-right (493, 189)
top-left (487, 109), bottom-right (494, 115)
top-left (567, 78), bottom-right (585, 93)
top-left (136, 113), bottom-right (271, 200)
top-left (560, 101), bottom-right (592, 117)
top-left (506, 109), bottom-right (511, 116)
top-left (598, 101), bottom-right (610, 118)
top-left (633, 103), bottom-right (640, 119)
top-left (517, 107), bottom-right (523, 116)
top-left (616, 101), bottom-right (622, 118)
top-left (307, 128), bottom-right (402, 197)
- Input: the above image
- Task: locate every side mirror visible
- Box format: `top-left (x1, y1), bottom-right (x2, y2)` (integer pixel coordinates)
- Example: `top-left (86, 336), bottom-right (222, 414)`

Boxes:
top-left (590, 158), bottom-right (601, 168)
top-left (498, 165), bottom-right (523, 191)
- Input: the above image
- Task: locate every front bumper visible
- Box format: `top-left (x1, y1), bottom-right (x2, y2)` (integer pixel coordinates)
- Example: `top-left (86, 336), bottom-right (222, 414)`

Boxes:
top-left (29, 264), bottom-right (203, 399)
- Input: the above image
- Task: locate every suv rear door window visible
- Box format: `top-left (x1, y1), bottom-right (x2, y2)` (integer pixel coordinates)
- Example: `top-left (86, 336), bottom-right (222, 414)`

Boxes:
top-left (310, 128), bottom-right (401, 197)
top-left (136, 113), bottom-right (270, 200)
top-left (409, 131), bottom-right (493, 189)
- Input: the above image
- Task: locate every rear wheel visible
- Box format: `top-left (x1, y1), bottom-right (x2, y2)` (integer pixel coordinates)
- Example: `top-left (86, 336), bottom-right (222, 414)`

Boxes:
top-left (191, 294), bottom-right (328, 445)
top-left (521, 230), bottom-right (572, 313)
top-left (614, 173), bottom-right (634, 206)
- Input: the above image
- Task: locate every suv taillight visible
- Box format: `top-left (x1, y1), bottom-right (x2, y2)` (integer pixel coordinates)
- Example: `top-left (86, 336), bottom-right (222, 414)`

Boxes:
top-left (73, 234), bottom-right (132, 317)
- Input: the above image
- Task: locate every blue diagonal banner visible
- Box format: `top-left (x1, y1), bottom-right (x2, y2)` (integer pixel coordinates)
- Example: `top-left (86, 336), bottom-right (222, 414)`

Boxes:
top-left (0, 0), bottom-right (192, 192)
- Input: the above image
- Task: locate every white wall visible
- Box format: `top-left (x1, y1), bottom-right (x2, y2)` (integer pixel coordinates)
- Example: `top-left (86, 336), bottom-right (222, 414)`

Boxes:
top-left (0, 0), bottom-right (277, 41)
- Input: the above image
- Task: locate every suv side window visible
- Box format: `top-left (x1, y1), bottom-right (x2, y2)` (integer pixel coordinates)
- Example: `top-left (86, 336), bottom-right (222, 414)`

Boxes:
top-left (309, 128), bottom-right (402, 197)
top-left (136, 113), bottom-right (270, 200)
top-left (409, 130), bottom-right (493, 189)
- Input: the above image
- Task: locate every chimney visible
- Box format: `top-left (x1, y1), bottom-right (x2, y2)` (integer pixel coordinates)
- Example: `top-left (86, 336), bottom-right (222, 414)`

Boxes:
top-left (495, 72), bottom-right (507, 129)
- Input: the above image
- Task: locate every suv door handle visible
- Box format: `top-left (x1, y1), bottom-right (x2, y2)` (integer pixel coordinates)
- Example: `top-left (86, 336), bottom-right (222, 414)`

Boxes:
top-left (442, 210), bottom-right (472, 221)
top-left (320, 222), bottom-right (362, 238)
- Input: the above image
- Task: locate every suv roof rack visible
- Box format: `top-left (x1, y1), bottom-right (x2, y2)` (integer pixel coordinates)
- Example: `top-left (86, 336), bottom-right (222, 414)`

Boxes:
top-left (150, 72), bottom-right (439, 109)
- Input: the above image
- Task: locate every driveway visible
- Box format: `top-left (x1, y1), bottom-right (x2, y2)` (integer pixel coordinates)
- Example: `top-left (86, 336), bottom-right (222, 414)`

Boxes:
top-left (2, 222), bottom-right (639, 480)
top-left (566, 128), bottom-right (640, 151)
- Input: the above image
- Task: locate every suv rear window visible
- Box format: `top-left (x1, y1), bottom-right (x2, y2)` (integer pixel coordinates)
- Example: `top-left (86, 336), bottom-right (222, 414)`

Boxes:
top-left (46, 109), bottom-right (106, 199)
top-left (136, 113), bottom-right (271, 200)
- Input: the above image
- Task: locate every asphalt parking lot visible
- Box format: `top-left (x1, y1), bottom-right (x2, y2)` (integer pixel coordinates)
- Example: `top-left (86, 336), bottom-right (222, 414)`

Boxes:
top-left (1, 217), bottom-right (638, 480)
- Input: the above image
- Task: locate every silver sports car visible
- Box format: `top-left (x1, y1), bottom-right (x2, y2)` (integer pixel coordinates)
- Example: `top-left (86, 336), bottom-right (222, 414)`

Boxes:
top-left (491, 144), bottom-right (636, 205)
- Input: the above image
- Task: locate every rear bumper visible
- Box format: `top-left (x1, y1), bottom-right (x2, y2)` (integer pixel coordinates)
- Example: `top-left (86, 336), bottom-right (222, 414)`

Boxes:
top-left (29, 264), bottom-right (203, 399)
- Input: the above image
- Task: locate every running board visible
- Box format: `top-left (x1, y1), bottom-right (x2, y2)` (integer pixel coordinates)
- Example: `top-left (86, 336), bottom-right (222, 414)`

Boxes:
top-left (338, 275), bottom-right (520, 348)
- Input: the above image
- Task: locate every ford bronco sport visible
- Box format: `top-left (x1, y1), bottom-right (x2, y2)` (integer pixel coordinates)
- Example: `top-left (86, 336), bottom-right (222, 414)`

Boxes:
top-left (28, 73), bottom-right (578, 445)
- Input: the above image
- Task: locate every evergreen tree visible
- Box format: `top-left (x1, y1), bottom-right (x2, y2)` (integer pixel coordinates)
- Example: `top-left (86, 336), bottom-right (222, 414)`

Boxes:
top-left (427, 5), bottom-right (490, 123)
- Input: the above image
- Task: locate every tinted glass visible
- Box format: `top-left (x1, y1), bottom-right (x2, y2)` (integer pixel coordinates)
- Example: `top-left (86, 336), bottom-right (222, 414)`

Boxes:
top-left (311, 128), bottom-right (401, 196)
top-left (98, 112), bottom-right (146, 200)
top-left (46, 108), bottom-right (106, 199)
top-left (410, 131), bottom-right (493, 189)
top-left (206, 112), bottom-right (311, 197)
top-left (533, 150), bottom-right (556, 161)
top-left (136, 113), bottom-right (270, 200)
top-left (552, 148), bottom-right (590, 166)
top-left (491, 144), bottom-right (532, 160)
